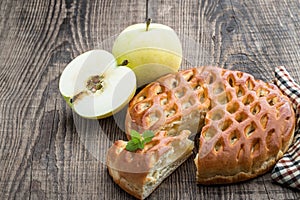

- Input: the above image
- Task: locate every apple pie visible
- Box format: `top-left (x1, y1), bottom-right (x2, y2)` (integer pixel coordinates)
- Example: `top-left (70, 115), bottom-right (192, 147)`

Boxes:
top-left (125, 66), bottom-right (295, 184)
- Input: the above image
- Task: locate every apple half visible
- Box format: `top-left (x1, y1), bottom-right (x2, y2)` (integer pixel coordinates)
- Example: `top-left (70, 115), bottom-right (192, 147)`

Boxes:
top-left (59, 50), bottom-right (136, 119)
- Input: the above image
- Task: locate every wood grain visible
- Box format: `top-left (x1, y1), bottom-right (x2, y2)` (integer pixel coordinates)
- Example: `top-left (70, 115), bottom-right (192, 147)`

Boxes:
top-left (0, 0), bottom-right (299, 199)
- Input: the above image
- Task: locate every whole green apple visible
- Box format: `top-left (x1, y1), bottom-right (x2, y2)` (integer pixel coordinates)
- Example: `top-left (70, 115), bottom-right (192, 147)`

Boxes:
top-left (112, 19), bottom-right (182, 87)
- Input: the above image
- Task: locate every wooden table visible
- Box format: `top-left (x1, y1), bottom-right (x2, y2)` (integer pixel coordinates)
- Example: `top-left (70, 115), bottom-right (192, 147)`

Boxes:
top-left (0, 0), bottom-right (299, 199)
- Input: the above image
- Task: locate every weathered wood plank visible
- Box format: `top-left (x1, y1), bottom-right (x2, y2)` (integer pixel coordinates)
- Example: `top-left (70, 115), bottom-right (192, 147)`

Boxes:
top-left (0, 0), bottom-right (67, 199)
top-left (149, 0), bottom-right (300, 80)
top-left (0, 0), bottom-right (299, 200)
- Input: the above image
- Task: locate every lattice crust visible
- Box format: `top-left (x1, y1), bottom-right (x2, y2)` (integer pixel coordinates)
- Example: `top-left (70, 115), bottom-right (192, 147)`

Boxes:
top-left (126, 66), bottom-right (295, 184)
top-left (127, 67), bottom-right (211, 135)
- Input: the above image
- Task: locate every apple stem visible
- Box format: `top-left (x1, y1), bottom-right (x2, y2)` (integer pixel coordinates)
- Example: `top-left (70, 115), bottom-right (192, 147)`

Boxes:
top-left (146, 18), bottom-right (151, 31)
top-left (120, 60), bottom-right (129, 66)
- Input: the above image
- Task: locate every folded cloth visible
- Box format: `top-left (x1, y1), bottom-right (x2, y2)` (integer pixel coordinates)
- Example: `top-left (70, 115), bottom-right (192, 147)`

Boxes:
top-left (271, 66), bottom-right (300, 190)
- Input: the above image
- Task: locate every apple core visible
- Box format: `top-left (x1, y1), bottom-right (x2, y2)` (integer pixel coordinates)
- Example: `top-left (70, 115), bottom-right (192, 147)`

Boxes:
top-left (86, 75), bottom-right (104, 93)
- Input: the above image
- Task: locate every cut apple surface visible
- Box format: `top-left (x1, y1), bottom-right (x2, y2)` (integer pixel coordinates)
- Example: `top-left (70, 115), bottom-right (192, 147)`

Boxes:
top-left (59, 50), bottom-right (136, 119)
top-left (112, 20), bottom-right (183, 87)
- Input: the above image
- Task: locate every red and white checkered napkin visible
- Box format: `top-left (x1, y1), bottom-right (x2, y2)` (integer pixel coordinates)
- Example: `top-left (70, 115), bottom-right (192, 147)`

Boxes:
top-left (271, 66), bottom-right (300, 190)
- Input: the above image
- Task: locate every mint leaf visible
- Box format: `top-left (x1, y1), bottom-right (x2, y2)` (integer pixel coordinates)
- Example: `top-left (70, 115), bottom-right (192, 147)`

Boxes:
top-left (130, 129), bottom-right (141, 140)
top-left (125, 139), bottom-right (140, 151)
top-left (142, 130), bottom-right (154, 144)
top-left (138, 142), bottom-right (144, 150)
top-left (125, 130), bottom-right (155, 152)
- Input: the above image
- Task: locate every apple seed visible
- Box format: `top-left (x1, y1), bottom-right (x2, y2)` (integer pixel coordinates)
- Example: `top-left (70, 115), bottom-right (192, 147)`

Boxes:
top-left (92, 76), bottom-right (100, 83)
top-left (86, 75), bottom-right (104, 93)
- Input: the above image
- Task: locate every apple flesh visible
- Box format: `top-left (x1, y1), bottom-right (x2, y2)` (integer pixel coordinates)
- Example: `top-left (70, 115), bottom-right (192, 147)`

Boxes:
top-left (59, 50), bottom-right (136, 119)
top-left (112, 21), bottom-right (182, 87)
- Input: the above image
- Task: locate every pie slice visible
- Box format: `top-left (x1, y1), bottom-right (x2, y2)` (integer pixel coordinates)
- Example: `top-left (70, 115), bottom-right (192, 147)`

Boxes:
top-left (106, 130), bottom-right (194, 199)
top-left (126, 66), bottom-right (295, 184)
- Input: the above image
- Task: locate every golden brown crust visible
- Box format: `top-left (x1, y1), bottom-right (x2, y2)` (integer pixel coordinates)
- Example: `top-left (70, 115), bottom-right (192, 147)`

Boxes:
top-left (195, 67), bottom-right (295, 184)
top-left (126, 67), bottom-right (211, 137)
top-left (126, 66), bottom-right (295, 185)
